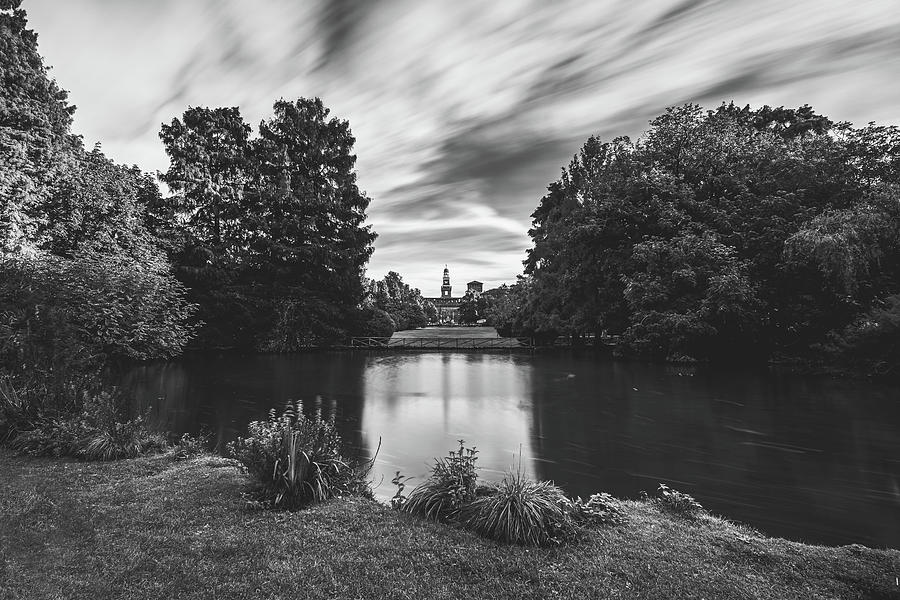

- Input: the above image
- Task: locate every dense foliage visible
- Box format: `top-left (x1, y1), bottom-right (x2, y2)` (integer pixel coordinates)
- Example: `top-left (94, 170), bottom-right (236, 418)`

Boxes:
top-left (520, 103), bottom-right (900, 369)
top-left (228, 401), bottom-right (372, 509)
top-left (0, 3), bottom-right (195, 448)
top-left (457, 291), bottom-right (491, 325)
top-left (403, 441), bottom-right (480, 521)
top-left (157, 100), bottom-right (377, 349)
top-left (365, 271), bottom-right (430, 332)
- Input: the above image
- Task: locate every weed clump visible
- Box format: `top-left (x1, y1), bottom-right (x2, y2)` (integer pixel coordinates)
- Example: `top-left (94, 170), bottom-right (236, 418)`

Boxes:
top-left (644, 483), bottom-right (705, 516)
top-left (403, 440), bottom-right (479, 521)
top-left (172, 429), bottom-right (211, 460)
top-left (228, 399), bottom-right (372, 510)
top-left (567, 492), bottom-right (628, 526)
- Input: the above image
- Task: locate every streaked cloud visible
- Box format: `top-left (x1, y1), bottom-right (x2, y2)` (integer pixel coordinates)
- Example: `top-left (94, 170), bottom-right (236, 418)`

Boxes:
top-left (25, 0), bottom-right (900, 295)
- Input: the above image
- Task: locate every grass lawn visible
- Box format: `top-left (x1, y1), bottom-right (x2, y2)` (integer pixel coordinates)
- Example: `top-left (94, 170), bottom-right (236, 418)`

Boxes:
top-left (1, 449), bottom-right (898, 599)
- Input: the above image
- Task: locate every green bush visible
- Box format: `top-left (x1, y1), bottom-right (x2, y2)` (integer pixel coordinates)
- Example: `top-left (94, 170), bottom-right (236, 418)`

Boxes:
top-left (172, 430), bottom-right (211, 460)
top-left (228, 400), bottom-right (372, 510)
top-left (8, 389), bottom-right (166, 460)
top-left (645, 483), bottom-right (705, 516)
top-left (567, 492), bottom-right (628, 526)
top-left (461, 470), bottom-right (574, 547)
top-left (403, 440), bottom-right (479, 521)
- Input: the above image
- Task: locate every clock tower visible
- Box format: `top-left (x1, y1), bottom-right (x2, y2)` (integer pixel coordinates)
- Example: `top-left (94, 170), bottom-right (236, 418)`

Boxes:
top-left (441, 265), bottom-right (452, 298)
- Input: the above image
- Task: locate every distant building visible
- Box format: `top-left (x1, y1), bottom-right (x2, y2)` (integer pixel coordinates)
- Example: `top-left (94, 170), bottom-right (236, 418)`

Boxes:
top-left (425, 265), bottom-right (463, 324)
top-left (466, 281), bottom-right (483, 295)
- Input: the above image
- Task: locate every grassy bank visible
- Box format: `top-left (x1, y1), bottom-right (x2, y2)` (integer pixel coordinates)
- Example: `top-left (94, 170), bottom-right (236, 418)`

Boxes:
top-left (1, 450), bottom-right (898, 600)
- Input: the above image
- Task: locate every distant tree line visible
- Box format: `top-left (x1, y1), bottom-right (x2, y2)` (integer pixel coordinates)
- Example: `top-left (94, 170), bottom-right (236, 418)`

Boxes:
top-left (488, 103), bottom-right (900, 373)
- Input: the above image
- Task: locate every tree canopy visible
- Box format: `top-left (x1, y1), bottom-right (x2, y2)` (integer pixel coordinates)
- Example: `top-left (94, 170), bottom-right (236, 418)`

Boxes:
top-left (521, 103), bottom-right (900, 367)
top-left (157, 99), bottom-right (377, 349)
top-left (1, 5), bottom-right (196, 413)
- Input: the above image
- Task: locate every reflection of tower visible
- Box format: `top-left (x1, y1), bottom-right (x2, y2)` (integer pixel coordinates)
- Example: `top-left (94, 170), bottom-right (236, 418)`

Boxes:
top-left (441, 265), bottom-right (452, 298)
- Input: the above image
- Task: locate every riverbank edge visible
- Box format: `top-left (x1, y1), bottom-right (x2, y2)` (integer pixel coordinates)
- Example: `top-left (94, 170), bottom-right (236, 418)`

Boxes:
top-left (2, 450), bottom-right (898, 599)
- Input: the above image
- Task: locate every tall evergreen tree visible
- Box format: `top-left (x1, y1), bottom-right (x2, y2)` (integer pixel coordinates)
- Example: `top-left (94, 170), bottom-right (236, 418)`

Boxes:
top-left (157, 98), bottom-right (377, 349)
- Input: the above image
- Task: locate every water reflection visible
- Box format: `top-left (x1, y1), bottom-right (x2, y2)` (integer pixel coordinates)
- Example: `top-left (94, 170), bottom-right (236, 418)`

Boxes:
top-left (360, 353), bottom-right (536, 491)
top-left (123, 351), bottom-right (900, 549)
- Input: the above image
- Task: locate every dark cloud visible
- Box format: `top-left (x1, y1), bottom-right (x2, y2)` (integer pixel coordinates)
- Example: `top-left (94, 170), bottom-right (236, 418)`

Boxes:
top-left (315, 0), bottom-right (376, 69)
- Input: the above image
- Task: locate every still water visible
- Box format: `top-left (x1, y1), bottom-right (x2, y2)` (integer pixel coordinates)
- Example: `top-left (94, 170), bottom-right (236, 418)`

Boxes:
top-left (123, 351), bottom-right (900, 549)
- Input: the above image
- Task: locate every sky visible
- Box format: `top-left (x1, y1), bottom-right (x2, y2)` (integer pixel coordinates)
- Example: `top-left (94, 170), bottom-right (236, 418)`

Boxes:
top-left (23, 0), bottom-right (900, 297)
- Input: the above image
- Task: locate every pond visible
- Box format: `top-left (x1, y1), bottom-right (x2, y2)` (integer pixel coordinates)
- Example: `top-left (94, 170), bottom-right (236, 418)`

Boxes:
top-left (122, 351), bottom-right (900, 549)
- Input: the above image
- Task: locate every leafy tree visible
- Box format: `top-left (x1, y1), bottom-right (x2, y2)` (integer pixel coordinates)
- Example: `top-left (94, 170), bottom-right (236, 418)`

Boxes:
top-left (367, 271), bottom-right (428, 331)
top-left (1, 2), bottom-right (197, 419)
top-left (251, 99), bottom-right (375, 300)
top-left (159, 106), bottom-right (251, 263)
top-left (458, 291), bottom-right (490, 325)
top-left (482, 282), bottom-right (528, 337)
top-left (1, 0), bottom-right (77, 253)
top-left (522, 102), bottom-right (900, 363)
top-left (156, 98), bottom-right (377, 349)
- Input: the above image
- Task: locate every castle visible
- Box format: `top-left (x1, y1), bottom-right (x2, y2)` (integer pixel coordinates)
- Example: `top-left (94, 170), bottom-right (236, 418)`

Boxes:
top-left (425, 266), bottom-right (482, 324)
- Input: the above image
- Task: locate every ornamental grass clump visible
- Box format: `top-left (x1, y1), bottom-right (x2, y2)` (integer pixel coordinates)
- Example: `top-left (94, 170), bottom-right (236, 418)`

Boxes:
top-left (228, 400), bottom-right (372, 510)
top-left (402, 440), bottom-right (479, 521)
top-left (461, 469), bottom-right (575, 547)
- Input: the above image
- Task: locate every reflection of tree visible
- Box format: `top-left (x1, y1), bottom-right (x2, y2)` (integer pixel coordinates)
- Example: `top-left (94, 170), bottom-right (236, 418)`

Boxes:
top-left (120, 353), bottom-right (369, 454)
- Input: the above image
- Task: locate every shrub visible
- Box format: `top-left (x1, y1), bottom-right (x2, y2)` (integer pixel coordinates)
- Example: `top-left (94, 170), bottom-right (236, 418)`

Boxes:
top-left (567, 492), bottom-right (628, 526)
top-left (460, 470), bottom-right (574, 547)
top-left (644, 483), bottom-right (704, 516)
top-left (0, 377), bottom-right (41, 443)
top-left (173, 430), bottom-right (211, 460)
top-left (8, 389), bottom-right (166, 460)
top-left (228, 400), bottom-right (372, 510)
top-left (79, 416), bottom-right (167, 460)
top-left (403, 440), bottom-right (479, 521)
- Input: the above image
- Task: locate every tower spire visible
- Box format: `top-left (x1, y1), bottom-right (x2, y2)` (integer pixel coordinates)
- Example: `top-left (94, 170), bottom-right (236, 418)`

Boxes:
top-left (441, 265), bottom-right (452, 298)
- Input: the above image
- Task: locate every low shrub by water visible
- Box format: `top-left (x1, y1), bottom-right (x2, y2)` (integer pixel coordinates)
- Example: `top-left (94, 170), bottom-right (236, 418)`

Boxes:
top-left (6, 388), bottom-right (166, 460)
top-left (645, 483), bottom-right (705, 516)
top-left (567, 492), bottom-right (629, 526)
top-left (228, 400), bottom-right (372, 510)
top-left (461, 470), bottom-right (575, 547)
top-left (402, 440), bottom-right (479, 521)
top-left (398, 441), bottom-right (627, 547)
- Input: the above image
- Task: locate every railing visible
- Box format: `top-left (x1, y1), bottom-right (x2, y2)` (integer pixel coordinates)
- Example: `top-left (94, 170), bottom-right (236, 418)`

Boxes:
top-left (350, 337), bottom-right (534, 349)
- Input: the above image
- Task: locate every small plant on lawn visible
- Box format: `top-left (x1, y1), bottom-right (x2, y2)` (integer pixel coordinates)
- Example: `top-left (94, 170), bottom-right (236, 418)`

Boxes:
top-left (461, 468), bottom-right (575, 547)
top-left (228, 400), bottom-right (372, 510)
top-left (567, 492), bottom-right (628, 526)
top-left (172, 429), bottom-right (211, 460)
top-left (644, 483), bottom-right (705, 516)
top-left (77, 391), bottom-right (167, 460)
top-left (390, 471), bottom-right (411, 510)
top-left (403, 440), bottom-right (479, 521)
